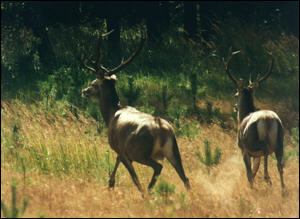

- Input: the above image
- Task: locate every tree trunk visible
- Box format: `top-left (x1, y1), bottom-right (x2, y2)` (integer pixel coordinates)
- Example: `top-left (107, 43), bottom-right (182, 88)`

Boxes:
top-left (145, 2), bottom-right (161, 42)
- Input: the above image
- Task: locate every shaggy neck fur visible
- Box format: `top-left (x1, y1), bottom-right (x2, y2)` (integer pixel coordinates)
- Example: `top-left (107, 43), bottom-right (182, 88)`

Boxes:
top-left (99, 81), bottom-right (121, 127)
top-left (238, 88), bottom-right (255, 124)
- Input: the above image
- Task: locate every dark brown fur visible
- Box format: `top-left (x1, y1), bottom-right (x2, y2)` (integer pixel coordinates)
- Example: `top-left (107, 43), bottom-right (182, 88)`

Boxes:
top-left (82, 77), bottom-right (190, 193)
top-left (225, 49), bottom-right (285, 194)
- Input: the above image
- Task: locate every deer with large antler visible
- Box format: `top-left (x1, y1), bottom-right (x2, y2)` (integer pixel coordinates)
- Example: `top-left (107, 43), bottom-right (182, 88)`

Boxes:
top-left (224, 48), bottom-right (285, 194)
top-left (81, 29), bottom-right (190, 194)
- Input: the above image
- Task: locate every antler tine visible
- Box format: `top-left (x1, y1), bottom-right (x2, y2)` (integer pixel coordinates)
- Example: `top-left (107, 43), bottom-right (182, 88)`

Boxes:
top-left (225, 47), bottom-right (240, 85)
top-left (78, 50), bottom-right (96, 72)
top-left (84, 64), bottom-right (96, 72)
top-left (106, 29), bottom-right (147, 76)
top-left (102, 29), bottom-right (115, 38)
top-left (256, 50), bottom-right (274, 84)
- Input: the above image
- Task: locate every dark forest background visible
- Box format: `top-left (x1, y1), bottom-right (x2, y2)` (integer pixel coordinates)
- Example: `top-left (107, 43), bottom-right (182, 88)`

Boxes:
top-left (1, 1), bottom-right (299, 131)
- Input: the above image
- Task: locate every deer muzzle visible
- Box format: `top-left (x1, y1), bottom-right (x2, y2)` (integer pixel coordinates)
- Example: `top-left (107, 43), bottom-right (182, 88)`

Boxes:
top-left (81, 88), bottom-right (90, 98)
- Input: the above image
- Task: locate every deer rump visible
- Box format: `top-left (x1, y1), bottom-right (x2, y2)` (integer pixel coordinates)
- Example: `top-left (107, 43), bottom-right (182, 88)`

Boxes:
top-left (238, 110), bottom-right (283, 157)
top-left (108, 106), bottom-right (176, 163)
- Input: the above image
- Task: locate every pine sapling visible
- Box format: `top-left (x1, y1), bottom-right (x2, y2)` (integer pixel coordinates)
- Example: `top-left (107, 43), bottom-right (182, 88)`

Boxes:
top-left (195, 139), bottom-right (222, 174)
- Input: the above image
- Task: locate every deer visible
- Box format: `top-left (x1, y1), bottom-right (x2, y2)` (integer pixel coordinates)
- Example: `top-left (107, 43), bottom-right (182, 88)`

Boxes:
top-left (81, 29), bottom-right (191, 194)
top-left (224, 48), bottom-right (286, 194)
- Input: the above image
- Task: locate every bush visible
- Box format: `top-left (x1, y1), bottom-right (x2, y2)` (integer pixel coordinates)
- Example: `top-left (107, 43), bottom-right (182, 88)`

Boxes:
top-left (291, 127), bottom-right (299, 145)
top-left (1, 179), bottom-right (28, 218)
top-left (153, 177), bottom-right (176, 204)
top-left (195, 138), bottom-right (222, 174)
top-left (119, 75), bottom-right (141, 106)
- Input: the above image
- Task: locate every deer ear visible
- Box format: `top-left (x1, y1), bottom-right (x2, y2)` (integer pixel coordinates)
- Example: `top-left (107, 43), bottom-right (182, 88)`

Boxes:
top-left (103, 74), bottom-right (117, 81)
top-left (237, 79), bottom-right (244, 91)
top-left (248, 81), bottom-right (259, 89)
top-left (110, 74), bottom-right (117, 81)
top-left (253, 81), bottom-right (259, 88)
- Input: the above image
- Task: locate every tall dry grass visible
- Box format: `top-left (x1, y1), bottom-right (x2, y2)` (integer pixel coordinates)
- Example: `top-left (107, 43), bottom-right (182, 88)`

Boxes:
top-left (1, 99), bottom-right (299, 218)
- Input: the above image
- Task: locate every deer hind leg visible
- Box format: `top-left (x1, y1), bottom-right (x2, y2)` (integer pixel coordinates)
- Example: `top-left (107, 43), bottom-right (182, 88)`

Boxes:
top-left (263, 150), bottom-right (272, 186)
top-left (242, 152), bottom-right (253, 188)
top-left (119, 156), bottom-right (144, 193)
top-left (251, 157), bottom-right (261, 179)
top-left (165, 138), bottom-right (190, 190)
top-left (109, 155), bottom-right (121, 188)
top-left (275, 132), bottom-right (286, 194)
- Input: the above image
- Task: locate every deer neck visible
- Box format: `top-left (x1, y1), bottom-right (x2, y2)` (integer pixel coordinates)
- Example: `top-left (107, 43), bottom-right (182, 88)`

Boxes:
top-left (99, 86), bottom-right (121, 127)
top-left (237, 93), bottom-right (255, 125)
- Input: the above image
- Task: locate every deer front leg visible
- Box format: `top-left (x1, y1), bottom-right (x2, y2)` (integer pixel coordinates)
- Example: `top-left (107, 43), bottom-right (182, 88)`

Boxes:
top-left (109, 155), bottom-right (121, 188)
top-left (120, 156), bottom-right (144, 193)
top-left (138, 158), bottom-right (163, 191)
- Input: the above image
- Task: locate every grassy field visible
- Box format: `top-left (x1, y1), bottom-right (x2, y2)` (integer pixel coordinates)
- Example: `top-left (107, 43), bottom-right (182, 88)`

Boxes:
top-left (1, 4), bottom-right (299, 217)
top-left (1, 95), bottom-right (298, 218)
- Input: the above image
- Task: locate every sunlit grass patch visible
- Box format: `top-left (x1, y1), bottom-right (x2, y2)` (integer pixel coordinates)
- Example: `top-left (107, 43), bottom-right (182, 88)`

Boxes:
top-left (1, 100), bottom-right (115, 183)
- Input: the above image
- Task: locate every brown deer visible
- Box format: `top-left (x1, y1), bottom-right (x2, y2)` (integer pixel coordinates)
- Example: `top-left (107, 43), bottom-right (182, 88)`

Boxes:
top-left (224, 48), bottom-right (285, 194)
top-left (81, 30), bottom-right (190, 194)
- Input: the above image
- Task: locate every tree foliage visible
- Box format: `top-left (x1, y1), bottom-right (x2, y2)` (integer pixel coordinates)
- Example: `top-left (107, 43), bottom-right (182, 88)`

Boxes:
top-left (1, 1), bottom-right (298, 123)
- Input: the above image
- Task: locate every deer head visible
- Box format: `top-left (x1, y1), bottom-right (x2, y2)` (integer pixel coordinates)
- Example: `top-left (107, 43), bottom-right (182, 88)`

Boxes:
top-left (224, 47), bottom-right (274, 122)
top-left (82, 29), bottom-right (147, 100)
top-left (81, 28), bottom-right (146, 126)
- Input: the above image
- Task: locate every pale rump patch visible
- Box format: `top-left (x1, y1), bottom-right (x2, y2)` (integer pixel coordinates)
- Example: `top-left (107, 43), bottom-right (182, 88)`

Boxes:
top-left (243, 110), bottom-right (280, 155)
top-left (267, 120), bottom-right (278, 149)
top-left (162, 137), bottom-right (173, 158)
top-left (151, 137), bottom-right (173, 161)
top-left (243, 110), bottom-right (281, 137)
top-left (257, 119), bottom-right (278, 143)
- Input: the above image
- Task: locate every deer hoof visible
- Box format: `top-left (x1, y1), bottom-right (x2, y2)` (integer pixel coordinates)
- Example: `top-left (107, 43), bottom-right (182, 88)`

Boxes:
top-left (281, 187), bottom-right (287, 197)
top-left (249, 180), bottom-right (254, 189)
top-left (109, 179), bottom-right (115, 188)
top-left (264, 177), bottom-right (272, 186)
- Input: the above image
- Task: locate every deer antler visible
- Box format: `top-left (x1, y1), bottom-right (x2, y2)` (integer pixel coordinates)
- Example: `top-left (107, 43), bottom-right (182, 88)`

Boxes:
top-left (255, 50), bottom-right (274, 85)
top-left (82, 30), bottom-right (114, 75)
top-left (83, 27), bottom-right (147, 78)
top-left (225, 47), bottom-right (240, 85)
top-left (83, 28), bottom-right (146, 78)
top-left (105, 29), bottom-right (147, 76)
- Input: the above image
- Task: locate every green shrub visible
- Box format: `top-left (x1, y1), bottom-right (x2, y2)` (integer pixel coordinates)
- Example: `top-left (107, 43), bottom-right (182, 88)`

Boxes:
top-left (119, 75), bottom-right (142, 106)
top-left (174, 120), bottom-right (200, 140)
top-left (1, 179), bottom-right (28, 218)
top-left (153, 177), bottom-right (176, 204)
top-left (291, 127), bottom-right (299, 145)
top-left (154, 84), bottom-right (173, 115)
top-left (195, 138), bottom-right (222, 174)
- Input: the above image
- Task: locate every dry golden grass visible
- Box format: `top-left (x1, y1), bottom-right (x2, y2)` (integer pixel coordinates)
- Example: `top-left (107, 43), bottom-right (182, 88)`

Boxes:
top-left (1, 100), bottom-right (299, 218)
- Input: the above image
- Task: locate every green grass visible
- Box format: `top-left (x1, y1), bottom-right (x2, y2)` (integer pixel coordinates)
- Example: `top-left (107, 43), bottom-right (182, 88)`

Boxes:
top-left (1, 100), bottom-right (116, 184)
top-left (1, 179), bottom-right (28, 218)
top-left (152, 177), bottom-right (176, 204)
